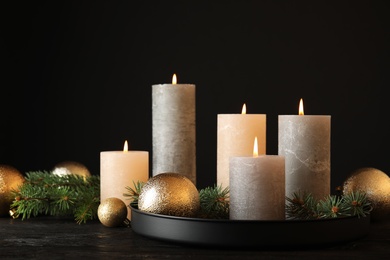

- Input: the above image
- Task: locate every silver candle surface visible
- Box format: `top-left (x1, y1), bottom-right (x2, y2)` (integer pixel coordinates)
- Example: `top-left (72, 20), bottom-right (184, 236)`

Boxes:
top-left (229, 155), bottom-right (285, 220)
top-left (152, 78), bottom-right (196, 185)
top-left (278, 114), bottom-right (331, 201)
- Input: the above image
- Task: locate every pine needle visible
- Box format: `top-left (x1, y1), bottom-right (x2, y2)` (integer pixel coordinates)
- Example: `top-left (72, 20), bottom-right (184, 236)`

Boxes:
top-left (10, 171), bottom-right (100, 224)
top-left (198, 184), bottom-right (229, 219)
top-left (124, 180), bottom-right (145, 208)
top-left (285, 191), bottom-right (320, 220)
top-left (286, 191), bottom-right (372, 220)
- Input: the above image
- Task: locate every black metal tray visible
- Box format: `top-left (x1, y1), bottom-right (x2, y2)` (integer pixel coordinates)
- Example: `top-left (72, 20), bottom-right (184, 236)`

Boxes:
top-left (130, 205), bottom-right (370, 249)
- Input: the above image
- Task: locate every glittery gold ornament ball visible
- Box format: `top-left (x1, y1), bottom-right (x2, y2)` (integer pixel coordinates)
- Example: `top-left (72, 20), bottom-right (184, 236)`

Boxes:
top-left (343, 167), bottom-right (390, 222)
top-left (98, 197), bottom-right (128, 227)
top-left (52, 161), bottom-right (91, 179)
top-left (0, 165), bottom-right (25, 216)
top-left (138, 173), bottom-right (200, 217)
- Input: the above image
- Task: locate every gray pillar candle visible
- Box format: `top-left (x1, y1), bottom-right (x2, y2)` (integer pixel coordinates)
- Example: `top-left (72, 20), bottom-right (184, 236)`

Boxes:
top-left (278, 99), bottom-right (331, 201)
top-left (152, 75), bottom-right (196, 185)
top-left (229, 153), bottom-right (285, 220)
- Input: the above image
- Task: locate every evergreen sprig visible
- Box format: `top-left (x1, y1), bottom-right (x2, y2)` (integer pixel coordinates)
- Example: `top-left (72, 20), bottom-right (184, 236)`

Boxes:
top-left (286, 191), bottom-right (372, 220)
top-left (10, 171), bottom-right (100, 224)
top-left (198, 184), bottom-right (229, 219)
top-left (124, 180), bottom-right (145, 208)
top-left (285, 191), bottom-right (320, 220)
top-left (340, 191), bottom-right (372, 218)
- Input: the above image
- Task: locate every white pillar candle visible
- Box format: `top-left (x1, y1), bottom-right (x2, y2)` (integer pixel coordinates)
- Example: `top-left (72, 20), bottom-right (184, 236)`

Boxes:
top-left (229, 137), bottom-right (285, 220)
top-left (278, 98), bottom-right (331, 201)
top-left (100, 141), bottom-right (149, 220)
top-left (217, 104), bottom-right (266, 189)
top-left (152, 74), bottom-right (196, 185)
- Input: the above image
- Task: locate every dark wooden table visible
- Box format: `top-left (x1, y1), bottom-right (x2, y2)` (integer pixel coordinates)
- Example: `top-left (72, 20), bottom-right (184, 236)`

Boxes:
top-left (0, 216), bottom-right (389, 259)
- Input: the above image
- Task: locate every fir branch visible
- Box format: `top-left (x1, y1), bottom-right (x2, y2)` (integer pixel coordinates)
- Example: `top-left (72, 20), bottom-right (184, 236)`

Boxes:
top-left (10, 171), bottom-right (100, 224)
top-left (286, 191), bottom-right (372, 220)
top-left (317, 195), bottom-right (349, 218)
top-left (285, 191), bottom-right (320, 220)
top-left (74, 196), bottom-right (100, 224)
top-left (341, 191), bottom-right (372, 218)
top-left (124, 180), bottom-right (145, 208)
top-left (198, 184), bottom-right (229, 219)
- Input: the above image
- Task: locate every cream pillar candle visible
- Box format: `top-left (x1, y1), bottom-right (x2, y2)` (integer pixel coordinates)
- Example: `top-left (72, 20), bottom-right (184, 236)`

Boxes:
top-left (152, 74), bottom-right (196, 185)
top-left (229, 137), bottom-right (285, 220)
top-left (278, 98), bottom-right (331, 201)
top-left (217, 104), bottom-right (266, 189)
top-left (100, 141), bottom-right (149, 220)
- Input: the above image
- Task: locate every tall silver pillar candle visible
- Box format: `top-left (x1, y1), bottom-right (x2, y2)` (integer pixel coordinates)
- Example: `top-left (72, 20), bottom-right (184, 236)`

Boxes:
top-left (278, 115), bottom-right (331, 201)
top-left (152, 82), bottom-right (196, 185)
top-left (229, 155), bottom-right (285, 220)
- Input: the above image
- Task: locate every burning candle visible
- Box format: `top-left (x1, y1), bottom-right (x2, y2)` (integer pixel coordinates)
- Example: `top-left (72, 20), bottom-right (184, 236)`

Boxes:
top-left (278, 98), bottom-right (331, 201)
top-left (152, 74), bottom-right (196, 185)
top-left (217, 104), bottom-right (266, 189)
top-left (229, 137), bottom-right (285, 220)
top-left (100, 140), bottom-right (149, 220)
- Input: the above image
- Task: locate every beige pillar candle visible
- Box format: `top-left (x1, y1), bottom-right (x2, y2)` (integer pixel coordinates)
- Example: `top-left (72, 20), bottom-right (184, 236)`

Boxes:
top-left (100, 141), bottom-right (149, 220)
top-left (230, 137), bottom-right (285, 220)
top-left (278, 98), bottom-right (331, 201)
top-left (217, 104), bottom-right (266, 189)
top-left (152, 74), bottom-right (196, 185)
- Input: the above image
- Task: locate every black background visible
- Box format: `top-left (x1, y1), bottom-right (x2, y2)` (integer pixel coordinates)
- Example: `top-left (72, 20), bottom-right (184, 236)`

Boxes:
top-left (2, 1), bottom-right (389, 191)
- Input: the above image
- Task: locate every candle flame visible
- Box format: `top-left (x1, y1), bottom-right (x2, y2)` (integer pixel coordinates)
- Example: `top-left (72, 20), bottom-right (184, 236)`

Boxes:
top-left (172, 74), bottom-right (177, 84)
top-left (241, 103), bottom-right (247, 114)
top-left (123, 140), bottom-right (128, 152)
top-left (253, 136), bottom-right (258, 157)
top-left (299, 98), bottom-right (304, 115)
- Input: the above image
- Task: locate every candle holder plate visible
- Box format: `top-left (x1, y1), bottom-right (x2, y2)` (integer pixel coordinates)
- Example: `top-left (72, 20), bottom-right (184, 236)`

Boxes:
top-left (130, 205), bottom-right (370, 249)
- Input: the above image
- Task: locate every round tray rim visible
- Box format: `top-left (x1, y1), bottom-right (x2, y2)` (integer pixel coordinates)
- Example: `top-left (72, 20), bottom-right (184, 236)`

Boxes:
top-left (130, 205), bottom-right (371, 248)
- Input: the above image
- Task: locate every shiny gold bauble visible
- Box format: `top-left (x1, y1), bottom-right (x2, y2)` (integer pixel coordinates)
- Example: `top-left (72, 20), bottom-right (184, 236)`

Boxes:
top-left (343, 167), bottom-right (390, 222)
top-left (98, 197), bottom-right (128, 227)
top-left (138, 172), bottom-right (200, 217)
top-left (0, 165), bottom-right (25, 216)
top-left (52, 161), bottom-right (91, 179)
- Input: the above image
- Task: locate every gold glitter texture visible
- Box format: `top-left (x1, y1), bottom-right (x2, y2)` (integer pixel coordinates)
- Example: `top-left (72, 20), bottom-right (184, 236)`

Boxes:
top-left (0, 165), bottom-right (25, 216)
top-left (98, 197), bottom-right (128, 227)
top-left (343, 167), bottom-right (390, 221)
top-left (138, 173), bottom-right (200, 217)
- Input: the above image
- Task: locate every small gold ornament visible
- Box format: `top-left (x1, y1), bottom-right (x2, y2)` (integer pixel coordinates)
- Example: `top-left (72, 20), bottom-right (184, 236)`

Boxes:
top-left (52, 161), bottom-right (91, 179)
top-left (0, 165), bottom-right (25, 216)
top-left (343, 167), bottom-right (390, 222)
top-left (138, 172), bottom-right (200, 217)
top-left (98, 197), bottom-right (128, 227)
